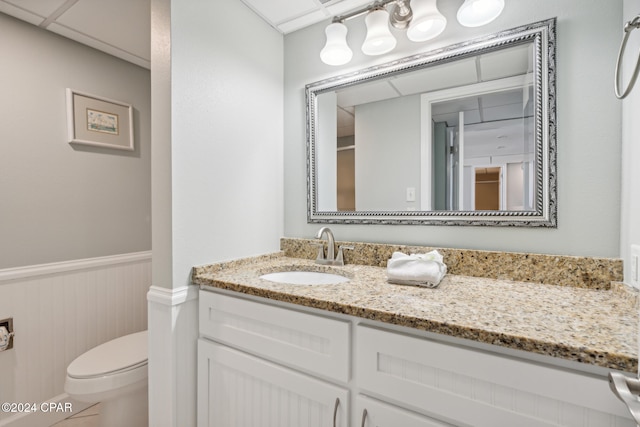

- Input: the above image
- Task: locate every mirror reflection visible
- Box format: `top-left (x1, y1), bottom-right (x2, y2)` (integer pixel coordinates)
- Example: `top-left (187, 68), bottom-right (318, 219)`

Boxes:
top-left (307, 19), bottom-right (556, 226)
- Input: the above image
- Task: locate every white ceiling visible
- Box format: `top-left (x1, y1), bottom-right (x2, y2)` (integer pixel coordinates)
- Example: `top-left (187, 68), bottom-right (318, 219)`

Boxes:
top-left (240, 0), bottom-right (370, 33)
top-left (0, 0), bottom-right (360, 70)
top-left (0, 0), bottom-right (151, 68)
top-left (334, 43), bottom-right (533, 137)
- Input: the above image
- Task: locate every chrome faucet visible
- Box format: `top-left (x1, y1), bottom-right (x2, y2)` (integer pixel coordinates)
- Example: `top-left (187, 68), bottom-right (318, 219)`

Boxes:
top-left (312, 227), bottom-right (353, 266)
top-left (316, 227), bottom-right (335, 262)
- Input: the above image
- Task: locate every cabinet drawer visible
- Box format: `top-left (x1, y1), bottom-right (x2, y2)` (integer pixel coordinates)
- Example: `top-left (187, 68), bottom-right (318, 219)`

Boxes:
top-left (356, 325), bottom-right (633, 427)
top-left (199, 291), bottom-right (350, 383)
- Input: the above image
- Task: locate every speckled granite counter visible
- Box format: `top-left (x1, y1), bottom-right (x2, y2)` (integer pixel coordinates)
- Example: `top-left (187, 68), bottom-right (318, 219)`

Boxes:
top-left (192, 251), bottom-right (638, 373)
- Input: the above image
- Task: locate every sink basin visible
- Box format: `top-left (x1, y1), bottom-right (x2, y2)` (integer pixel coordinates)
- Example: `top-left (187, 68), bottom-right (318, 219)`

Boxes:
top-left (259, 271), bottom-right (350, 285)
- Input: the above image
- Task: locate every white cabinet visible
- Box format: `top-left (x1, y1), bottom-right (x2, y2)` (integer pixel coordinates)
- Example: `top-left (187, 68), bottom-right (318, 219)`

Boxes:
top-left (198, 290), bottom-right (635, 427)
top-left (198, 339), bottom-right (348, 427)
top-left (356, 325), bottom-right (635, 427)
top-left (199, 290), bottom-right (350, 382)
top-left (198, 292), bottom-right (350, 427)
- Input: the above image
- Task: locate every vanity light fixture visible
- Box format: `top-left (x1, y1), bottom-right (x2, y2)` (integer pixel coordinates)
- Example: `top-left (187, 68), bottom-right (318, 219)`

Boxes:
top-left (362, 7), bottom-right (397, 55)
top-left (320, 22), bottom-right (353, 65)
top-left (320, 0), bottom-right (505, 65)
top-left (406, 0), bottom-right (446, 42)
top-left (456, 0), bottom-right (505, 27)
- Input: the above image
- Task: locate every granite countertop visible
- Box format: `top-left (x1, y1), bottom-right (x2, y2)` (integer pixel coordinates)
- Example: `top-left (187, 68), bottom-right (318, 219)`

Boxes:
top-left (192, 252), bottom-right (639, 373)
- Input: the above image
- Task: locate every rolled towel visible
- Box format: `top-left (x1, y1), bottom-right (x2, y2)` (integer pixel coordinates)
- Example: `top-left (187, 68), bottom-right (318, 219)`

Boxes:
top-left (386, 250), bottom-right (447, 288)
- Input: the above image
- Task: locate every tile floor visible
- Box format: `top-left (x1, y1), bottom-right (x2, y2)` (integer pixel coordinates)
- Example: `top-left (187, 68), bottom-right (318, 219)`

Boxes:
top-left (50, 403), bottom-right (100, 427)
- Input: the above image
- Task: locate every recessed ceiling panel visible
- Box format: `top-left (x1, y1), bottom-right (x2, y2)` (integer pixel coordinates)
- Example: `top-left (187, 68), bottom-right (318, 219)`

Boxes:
top-left (3, 0), bottom-right (69, 18)
top-left (325, 0), bottom-right (373, 16)
top-left (242, 0), bottom-right (318, 26)
top-left (481, 103), bottom-right (526, 122)
top-left (55, 0), bottom-right (150, 60)
top-left (480, 89), bottom-right (523, 108)
top-left (277, 9), bottom-right (328, 33)
top-left (391, 58), bottom-right (479, 95)
top-left (479, 44), bottom-right (532, 81)
top-left (337, 81), bottom-right (399, 108)
top-left (432, 97), bottom-right (479, 116)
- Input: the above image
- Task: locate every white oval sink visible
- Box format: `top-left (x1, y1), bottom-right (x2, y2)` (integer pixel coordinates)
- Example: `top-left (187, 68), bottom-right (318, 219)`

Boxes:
top-left (259, 271), bottom-right (350, 285)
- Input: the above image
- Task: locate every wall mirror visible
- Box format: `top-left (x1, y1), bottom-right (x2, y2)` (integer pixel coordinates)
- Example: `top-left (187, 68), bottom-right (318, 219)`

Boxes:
top-left (306, 19), bottom-right (556, 226)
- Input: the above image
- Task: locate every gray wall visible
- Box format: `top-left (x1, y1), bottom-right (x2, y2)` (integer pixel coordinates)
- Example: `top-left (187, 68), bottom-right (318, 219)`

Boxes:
top-left (284, 0), bottom-right (622, 258)
top-left (355, 95), bottom-right (421, 211)
top-left (0, 13), bottom-right (151, 269)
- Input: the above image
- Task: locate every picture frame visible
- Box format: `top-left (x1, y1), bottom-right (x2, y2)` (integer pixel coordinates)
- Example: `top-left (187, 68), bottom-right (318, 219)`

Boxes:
top-left (66, 88), bottom-right (134, 151)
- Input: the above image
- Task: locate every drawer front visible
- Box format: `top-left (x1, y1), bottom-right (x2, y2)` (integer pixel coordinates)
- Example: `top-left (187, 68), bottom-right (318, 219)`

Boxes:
top-left (356, 325), bottom-right (634, 427)
top-left (200, 291), bottom-right (350, 383)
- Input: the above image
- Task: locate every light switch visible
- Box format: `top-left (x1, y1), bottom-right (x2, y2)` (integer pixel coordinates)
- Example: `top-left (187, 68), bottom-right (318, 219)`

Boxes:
top-left (406, 187), bottom-right (416, 202)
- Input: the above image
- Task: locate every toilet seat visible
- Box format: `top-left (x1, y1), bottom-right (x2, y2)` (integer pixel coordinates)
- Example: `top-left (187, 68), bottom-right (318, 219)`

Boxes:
top-left (65, 330), bottom-right (149, 425)
top-left (67, 331), bottom-right (147, 379)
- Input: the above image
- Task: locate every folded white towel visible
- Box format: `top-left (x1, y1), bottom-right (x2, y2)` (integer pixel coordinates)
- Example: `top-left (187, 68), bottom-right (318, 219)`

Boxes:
top-left (386, 250), bottom-right (447, 288)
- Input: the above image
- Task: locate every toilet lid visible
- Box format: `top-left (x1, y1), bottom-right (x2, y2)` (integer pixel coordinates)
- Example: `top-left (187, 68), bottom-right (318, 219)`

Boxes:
top-left (68, 330), bottom-right (148, 379)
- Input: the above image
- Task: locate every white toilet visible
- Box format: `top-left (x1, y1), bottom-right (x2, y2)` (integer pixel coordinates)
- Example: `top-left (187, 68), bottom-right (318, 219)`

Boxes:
top-left (64, 330), bottom-right (148, 427)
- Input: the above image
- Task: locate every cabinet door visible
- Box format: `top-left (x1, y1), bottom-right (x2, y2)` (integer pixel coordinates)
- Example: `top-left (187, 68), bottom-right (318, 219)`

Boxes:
top-left (356, 395), bottom-right (455, 427)
top-left (198, 339), bottom-right (348, 427)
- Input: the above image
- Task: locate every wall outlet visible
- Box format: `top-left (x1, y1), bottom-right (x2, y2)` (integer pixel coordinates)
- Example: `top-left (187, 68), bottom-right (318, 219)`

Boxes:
top-left (631, 245), bottom-right (640, 288)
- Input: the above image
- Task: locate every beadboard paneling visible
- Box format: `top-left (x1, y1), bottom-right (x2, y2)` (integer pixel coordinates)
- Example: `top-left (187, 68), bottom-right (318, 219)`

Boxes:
top-left (0, 252), bottom-right (151, 426)
top-left (198, 339), bottom-right (349, 427)
top-left (356, 325), bottom-right (634, 427)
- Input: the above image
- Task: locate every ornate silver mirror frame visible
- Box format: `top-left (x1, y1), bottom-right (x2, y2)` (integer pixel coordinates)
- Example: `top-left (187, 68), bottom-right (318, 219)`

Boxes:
top-left (306, 18), bottom-right (556, 227)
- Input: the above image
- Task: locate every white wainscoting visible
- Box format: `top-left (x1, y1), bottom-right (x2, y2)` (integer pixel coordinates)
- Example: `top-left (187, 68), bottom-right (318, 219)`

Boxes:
top-left (0, 252), bottom-right (152, 427)
top-left (147, 284), bottom-right (199, 427)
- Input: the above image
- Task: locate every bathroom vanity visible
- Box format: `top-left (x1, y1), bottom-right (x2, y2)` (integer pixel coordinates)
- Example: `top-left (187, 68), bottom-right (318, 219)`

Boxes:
top-left (192, 239), bottom-right (638, 427)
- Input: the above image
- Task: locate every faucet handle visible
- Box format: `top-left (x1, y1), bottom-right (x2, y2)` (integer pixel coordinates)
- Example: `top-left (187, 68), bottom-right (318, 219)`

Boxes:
top-left (335, 245), bottom-right (354, 265)
top-left (310, 242), bottom-right (325, 261)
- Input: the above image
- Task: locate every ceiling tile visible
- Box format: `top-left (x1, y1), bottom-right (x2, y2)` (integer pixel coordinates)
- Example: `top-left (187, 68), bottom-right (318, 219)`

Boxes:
top-left (0, 1), bottom-right (45, 25)
top-left (277, 9), bottom-right (329, 33)
top-left (47, 22), bottom-right (150, 68)
top-left (337, 80), bottom-right (400, 108)
top-left (325, 0), bottom-right (371, 16)
top-left (3, 0), bottom-right (69, 18)
top-left (242, 0), bottom-right (318, 26)
top-left (479, 44), bottom-right (532, 81)
top-left (54, 0), bottom-right (149, 61)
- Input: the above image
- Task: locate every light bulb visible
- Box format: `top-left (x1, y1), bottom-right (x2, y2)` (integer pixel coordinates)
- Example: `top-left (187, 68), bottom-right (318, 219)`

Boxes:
top-left (320, 22), bottom-right (353, 66)
top-left (407, 0), bottom-right (447, 42)
top-left (362, 9), bottom-right (397, 56)
top-left (457, 0), bottom-right (505, 27)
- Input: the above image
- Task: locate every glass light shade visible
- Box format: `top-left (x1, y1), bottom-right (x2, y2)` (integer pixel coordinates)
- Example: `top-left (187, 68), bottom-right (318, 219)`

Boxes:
top-left (362, 9), bottom-right (397, 56)
top-left (320, 22), bottom-right (353, 66)
top-left (457, 0), bottom-right (505, 27)
top-left (407, 0), bottom-right (447, 42)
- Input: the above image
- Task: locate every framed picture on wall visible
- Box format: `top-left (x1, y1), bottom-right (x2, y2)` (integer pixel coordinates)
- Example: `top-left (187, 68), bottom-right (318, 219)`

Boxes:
top-left (66, 88), bottom-right (134, 151)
